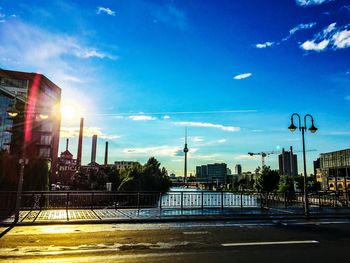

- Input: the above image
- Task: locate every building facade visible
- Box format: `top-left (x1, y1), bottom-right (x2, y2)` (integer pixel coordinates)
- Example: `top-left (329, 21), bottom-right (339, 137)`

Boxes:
top-left (0, 69), bottom-right (61, 182)
top-left (235, 164), bottom-right (242, 175)
top-left (56, 139), bottom-right (77, 185)
top-left (320, 148), bottom-right (350, 191)
top-left (113, 161), bottom-right (138, 170)
top-left (196, 163), bottom-right (227, 184)
top-left (278, 147), bottom-right (298, 176)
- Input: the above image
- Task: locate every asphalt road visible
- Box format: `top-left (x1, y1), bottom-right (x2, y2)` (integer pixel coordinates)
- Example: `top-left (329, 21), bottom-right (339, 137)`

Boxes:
top-left (1, 219), bottom-right (350, 262)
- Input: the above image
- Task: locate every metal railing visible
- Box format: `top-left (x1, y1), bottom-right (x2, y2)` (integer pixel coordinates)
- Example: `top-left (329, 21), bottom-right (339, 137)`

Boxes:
top-left (0, 190), bottom-right (349, 212)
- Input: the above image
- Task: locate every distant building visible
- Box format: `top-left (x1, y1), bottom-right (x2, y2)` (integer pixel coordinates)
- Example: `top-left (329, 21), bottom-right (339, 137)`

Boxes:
top-left (235, 164), bottom-right (242, 175)
top-left (0, 69), bottom-right (61, 182)
top-left (226, 168), bottom-right (232, 176)
top-left (196, 163), bottom-right (227, 184)
top-left (278, 147), bottom-right (298, 176)
top-left (114, 161), bottom-right (138, 170)
top-left (314, 158), bottom-right (320, 177)
top-left (320, 148), bottom-right (350, 191)
top-left (56, 139), bottom-right (77, 185)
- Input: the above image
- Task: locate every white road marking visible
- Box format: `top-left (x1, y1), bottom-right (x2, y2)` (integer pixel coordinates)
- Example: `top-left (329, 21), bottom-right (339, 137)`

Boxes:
top-left (268, 208), bottom-right (294, 214)
top-left (183, 231), bottom-right (208, 235)
top-left (282, 221), bottom-right (350, 226)
top-left (222, 240), bottom-right (319, 247)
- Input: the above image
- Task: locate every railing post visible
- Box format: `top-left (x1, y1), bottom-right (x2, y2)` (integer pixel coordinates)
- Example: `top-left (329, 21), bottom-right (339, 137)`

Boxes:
top-left (66, 192), bottom-right (69, 211)
top-left (336, 191), bottom-right (338, 207)
top-left (240, 192), bottom-right (243, 209)
top-left (91, 192), bottom-right (94, 210)
top-left (318, 192), bottom-right (321, 207)
top-left (221, 191), bottom-right (224, 211)
top-left (159, 192), bottom-right (162, 212)
top-left (283, 192), bottom-right (286, 209)
top-left (31, 193), bottom-right (35, 211)
top-left (201, 191), bottom-right (204, 212)
top-left (181, 191), bottom-right (184, 214)
top-left (137, 192), bottom-right (140, 216)
top-left (40, 193), bottom-right (44, 210)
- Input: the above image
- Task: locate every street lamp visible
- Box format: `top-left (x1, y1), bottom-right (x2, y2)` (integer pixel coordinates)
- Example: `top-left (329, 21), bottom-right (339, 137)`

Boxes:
top-left (288, 113), bottom-right (317, 216)
top-left (6, 97), bottom-right (20, 117)
top-left (7, 101), bottom-right (50, 223)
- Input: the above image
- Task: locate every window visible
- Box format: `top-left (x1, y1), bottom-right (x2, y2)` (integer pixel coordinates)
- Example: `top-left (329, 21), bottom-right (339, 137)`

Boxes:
top-left (41, 122), bottom-right (53, 132)
top-left (40, 135), bottom-right (52, 145)
top-left (38, 148), bottom-right (50, 158)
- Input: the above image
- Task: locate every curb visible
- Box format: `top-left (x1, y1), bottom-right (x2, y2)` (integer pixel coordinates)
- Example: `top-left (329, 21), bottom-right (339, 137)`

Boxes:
top-left (1, 213), bottom-right (350, 226)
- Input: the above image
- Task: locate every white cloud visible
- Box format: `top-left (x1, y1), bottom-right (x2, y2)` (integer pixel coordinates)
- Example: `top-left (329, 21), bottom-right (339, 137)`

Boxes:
top-left (295, 0), bottom-right (333, 6)
top-left (323, 22), bottom-right (337, 34)
top-left (78, 49), bottom-right (115, 59)
top-left (234, 154), bottom-right (260, 161)
top-left (255, 22), bottom-right (316, 49)
top-left (0, 20), bottom-right (115, 70)
top-left (123, 145), bottom-right (198, 157)
top-left (61, 75), bottom-right (83, 83)
top-left (233, 73), bottom-right (252, 80)
top-left (106, 109), bottom-right (256, 117)
top-left (332, 29), bottom-right (350, 49)
top-left (300, 39), bottom-right (329, 51)
top-left (188, 137), bottom-right (227, 147)
top-left (97, 7), bottom-right (116, 16)
top-left (191, 154), bottom-right (222, 161)
top-left (162, 115), bottom-right (171, 119)
top-left (300, 23), bottom-right (350, 52)
top-left (193, 136), bottom-right (204, 142)
top-left (128, 115), bottom-right (156, 121)
top-left (60, 126), bottom-right (120, 140)
top-left (255, 42), bottom-right (274, 48)
top-left (174, 121), bottom-right (240, 132)
top-left (289, 22), bottom-right (316, 35)
top-left (327, 131), bottom-right (350, 136)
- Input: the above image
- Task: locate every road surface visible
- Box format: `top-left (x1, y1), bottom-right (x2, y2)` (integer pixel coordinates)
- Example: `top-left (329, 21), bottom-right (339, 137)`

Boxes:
top-left (1, 219), bottom-right (350, 262)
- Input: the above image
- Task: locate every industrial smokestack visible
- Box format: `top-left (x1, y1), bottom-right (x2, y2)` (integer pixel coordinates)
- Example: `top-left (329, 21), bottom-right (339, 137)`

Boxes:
top-left (282, 148), bottom-right (285, 175)
top-left (91, 135), bottom-right (97, 163)
top-left (66, 138), bottom-right (69, 151)
top-left (77, 118), bottom-right (84, 166)
top-left (104, 141), bottom-right (108, 166)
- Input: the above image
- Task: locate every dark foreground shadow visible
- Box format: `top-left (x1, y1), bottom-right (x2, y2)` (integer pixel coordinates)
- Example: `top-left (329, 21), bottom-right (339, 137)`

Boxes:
top-left (0, 223), bottom-right (15, 238)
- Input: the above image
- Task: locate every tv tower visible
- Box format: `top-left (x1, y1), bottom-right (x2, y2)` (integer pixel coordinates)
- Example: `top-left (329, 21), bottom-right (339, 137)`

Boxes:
top-left (183, 128), bottom-right (189, 183)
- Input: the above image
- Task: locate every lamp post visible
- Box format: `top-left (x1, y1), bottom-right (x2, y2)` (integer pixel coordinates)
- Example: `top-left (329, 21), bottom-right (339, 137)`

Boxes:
top-left (288, 113), bottom-right (317, 216)
top-left (7, 100), bottom-right (49, 223)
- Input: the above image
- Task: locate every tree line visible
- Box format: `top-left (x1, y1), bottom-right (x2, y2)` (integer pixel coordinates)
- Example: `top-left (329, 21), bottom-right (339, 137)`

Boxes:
top-left (0, 151), bottom-right (172, 192)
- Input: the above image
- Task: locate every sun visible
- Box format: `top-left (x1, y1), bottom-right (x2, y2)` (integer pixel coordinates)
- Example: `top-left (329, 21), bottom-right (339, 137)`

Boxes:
top-left (60, 100), bottom-right (84, 121)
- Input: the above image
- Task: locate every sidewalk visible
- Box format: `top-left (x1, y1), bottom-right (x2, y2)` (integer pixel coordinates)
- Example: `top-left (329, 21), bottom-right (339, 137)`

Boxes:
top-left (2, 207), bottom-right (350, 225)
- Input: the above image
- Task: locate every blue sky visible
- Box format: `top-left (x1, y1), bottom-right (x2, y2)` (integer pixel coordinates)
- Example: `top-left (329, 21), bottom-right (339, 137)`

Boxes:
top-left (1, 0), bottom-right (350, 175)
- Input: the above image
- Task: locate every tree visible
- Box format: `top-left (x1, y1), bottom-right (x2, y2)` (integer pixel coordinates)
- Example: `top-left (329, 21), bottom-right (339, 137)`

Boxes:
top-left (23, 159), bottom-right (50, 191)
top-left (278, 175), bottom-right (295, 193)
top-left (117, 157), bottom-right (172, 192)
top-left (254, 166), bottom-right (280, 192)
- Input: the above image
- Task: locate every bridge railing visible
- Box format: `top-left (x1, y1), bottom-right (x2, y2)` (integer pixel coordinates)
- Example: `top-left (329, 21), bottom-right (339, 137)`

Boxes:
top-left (0, 190), bottom-right (349, 212)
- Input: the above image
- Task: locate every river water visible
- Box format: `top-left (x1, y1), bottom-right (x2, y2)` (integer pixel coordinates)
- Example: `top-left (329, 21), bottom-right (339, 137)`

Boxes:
top-left (160, 187), bottom-right (258, 208)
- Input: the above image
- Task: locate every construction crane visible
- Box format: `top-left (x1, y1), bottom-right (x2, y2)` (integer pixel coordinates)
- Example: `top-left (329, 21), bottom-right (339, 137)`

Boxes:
top-left (248, 151), bottom-right (279, 167)
top-left (248, 148), bottom-right (317, 168)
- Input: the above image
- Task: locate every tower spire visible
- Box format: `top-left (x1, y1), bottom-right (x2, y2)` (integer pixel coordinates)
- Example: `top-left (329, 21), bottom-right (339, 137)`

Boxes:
top-left (183, 128), bottom-right (189, 184)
